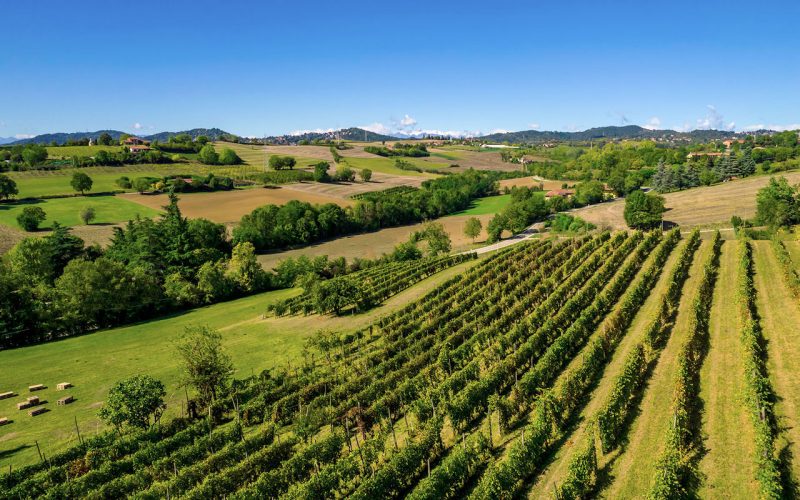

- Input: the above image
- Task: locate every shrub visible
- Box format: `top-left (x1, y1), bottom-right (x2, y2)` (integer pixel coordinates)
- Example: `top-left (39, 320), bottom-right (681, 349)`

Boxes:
top-left (17, 206), bottom-right (46, 231)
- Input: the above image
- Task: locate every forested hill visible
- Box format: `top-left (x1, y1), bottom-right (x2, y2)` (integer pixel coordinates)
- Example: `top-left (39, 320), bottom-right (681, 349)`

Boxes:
top-left (478, 125), bottom-right (752, 144)
top-left (9, 128), bottom-right (233, 145)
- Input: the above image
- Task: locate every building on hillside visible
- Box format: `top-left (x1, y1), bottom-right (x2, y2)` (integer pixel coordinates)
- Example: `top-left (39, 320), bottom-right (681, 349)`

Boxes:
top-left (124, 136), bottom-right (150, 146)
top-left (129, 145), bottom-right (151, 154)
top-left (545, 189), bottom-right (575, 198)
top-left (722, 139), bottom-right (745, 148)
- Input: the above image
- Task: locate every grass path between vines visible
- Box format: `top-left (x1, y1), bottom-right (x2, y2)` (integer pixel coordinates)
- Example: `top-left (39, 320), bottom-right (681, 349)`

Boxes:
top-left (601, 240), bottom-right (712, 498)
top-left (525, 238), bottom-right (687, 497)
top-left (752, 241), bottom-right (800, 487)
top-left (697, 242), bottom-right (760, 498)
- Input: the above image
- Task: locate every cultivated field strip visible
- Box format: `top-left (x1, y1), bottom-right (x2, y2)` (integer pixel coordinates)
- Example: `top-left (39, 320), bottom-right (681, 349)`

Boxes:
top-left (697, 241), bottom-right (761, 498)
top-left (9, 230), bottom-right (800, 498)
top-left (753, 240), bottom-right (800, 489)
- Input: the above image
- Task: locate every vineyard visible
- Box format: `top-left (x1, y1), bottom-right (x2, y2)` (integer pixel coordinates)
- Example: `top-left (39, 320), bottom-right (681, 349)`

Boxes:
top-left (3, 230), bottom-right (800, 498)
top-left (267, 253), bottom-right (477, 316)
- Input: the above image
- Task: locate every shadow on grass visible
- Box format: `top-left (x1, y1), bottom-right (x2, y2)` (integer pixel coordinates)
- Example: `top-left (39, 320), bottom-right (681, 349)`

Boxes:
top-left (0, 443), bottom-right (33, 461)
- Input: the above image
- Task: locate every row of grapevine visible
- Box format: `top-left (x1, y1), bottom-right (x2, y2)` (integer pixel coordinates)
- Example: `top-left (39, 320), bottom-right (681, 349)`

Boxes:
top-left (551, 230), bottom-right (701, 498)
top-left (649, 230), bottom-right (722, 498)
top-left (741, 240), bottom-right (783, 498)
top-left (771, 238), bottom-right (800, 297)
top-left (269, 252), bottom-right (477, 316)
top-left (469, 230), bottom-right (684, 499)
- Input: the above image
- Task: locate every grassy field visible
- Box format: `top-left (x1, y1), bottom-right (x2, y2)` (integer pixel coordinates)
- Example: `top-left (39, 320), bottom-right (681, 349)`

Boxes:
top-left (0, 257), bottom-right (479, 468)
top-left (335, 156), bottom-right (435, 177)
top-left (574, 170), bottom-right (800, 229)
top-left (449, 194), bottom-right (511, 216)
top-left (45, 145), bottom-right (123, 158)
top-left (0, 195), bottom-right (160, 230)
top-left (7, 164), bottom-right (268, 198)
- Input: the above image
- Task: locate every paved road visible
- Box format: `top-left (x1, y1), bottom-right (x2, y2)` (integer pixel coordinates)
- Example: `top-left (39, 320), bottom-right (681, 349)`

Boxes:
top-left (462, 222), bottom-right (546, 255)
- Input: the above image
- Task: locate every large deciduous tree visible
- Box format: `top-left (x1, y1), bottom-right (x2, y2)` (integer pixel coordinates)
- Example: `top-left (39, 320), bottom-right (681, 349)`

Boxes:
top-left (175, 326), bottom-right (234, 407)
top-left (623, 189), bottom-right (666, 229)
top-left (99, 374), bottom-right (166, 431)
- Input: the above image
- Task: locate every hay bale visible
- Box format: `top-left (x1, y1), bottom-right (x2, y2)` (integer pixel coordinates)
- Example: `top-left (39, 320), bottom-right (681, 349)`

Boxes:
top-left (57, 396), bottom-right (74, 406)
top-left (16, 401), bottom-right (31, 411)
top-left (56, 382), bottom-right (72, 391)
top-left (29, 407), bottom-right (46, 417)
top-left (0, 391), bottom-right (15, 400)
top-left (26, 396), bottom-right (40, 405)
top-left (28, 384), bottom-right (45, 392)
top-left (0, 417), bottom-right (9, 426)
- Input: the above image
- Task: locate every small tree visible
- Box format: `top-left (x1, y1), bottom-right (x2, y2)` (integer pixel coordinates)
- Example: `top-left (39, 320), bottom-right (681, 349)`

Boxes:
top-left (17, 206), bottom-right (46, 231)
top-left (116, 176), bottom-right (132, 189)
top-left (175, 326), bottom-right (234, 407)
top-left (359, 168), bottom-right (373, 182)
top-left (417, 222), bottom-right (452, 256)
top-left (71, 172), bottom-right (93, 195)
top-left (0, 174), bottom-right (19, 200)
top-left (313, 162), bottom-right (331, 182)
top-left (198, 144), bottom-right (219, 165)
top-left (624, 190), bottom-right (666, 229)
top-left (80, 206), bottom-right (96, 225)
top-left (269, 155), bottom-right (296, 170)
top-left (464, 217), bottom-right (482, 243)
top-left (218, 148), bottom-right (241, 165)
top-left (98, 374), bottom-right (166, 431)
top-left (132, 177), bottom-right (152, 193)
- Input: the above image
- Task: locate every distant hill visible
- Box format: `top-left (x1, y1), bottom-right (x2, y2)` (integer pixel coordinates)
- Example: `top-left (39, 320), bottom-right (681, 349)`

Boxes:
top-left (262, 127), bottom-right (398, 144)
top-left (477, 125), bottom-right (748, 144)
top-left (0, 137), bottom-right (16, 145)
top-left (8, 128), bottom-right (234, 145)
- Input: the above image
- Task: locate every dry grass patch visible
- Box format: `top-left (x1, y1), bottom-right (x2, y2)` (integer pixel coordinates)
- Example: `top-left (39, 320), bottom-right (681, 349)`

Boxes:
top-left (257, 214), bottom-right (495, 269)
top-left (574, 171), bottom-right (800, 230)
top-left (124, 187), bottom-right (352, 224)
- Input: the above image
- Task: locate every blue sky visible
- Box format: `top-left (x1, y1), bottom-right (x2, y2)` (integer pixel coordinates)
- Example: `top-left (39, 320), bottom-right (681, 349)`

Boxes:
top-left (1, 0), bottom-right (799, 138)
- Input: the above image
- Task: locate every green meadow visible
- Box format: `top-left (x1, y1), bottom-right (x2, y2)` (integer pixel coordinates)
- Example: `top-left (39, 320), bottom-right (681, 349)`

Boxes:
top-left (0, 195), bottom-right (160, 230)
top-left (449, 193), bottom-right (512, 216)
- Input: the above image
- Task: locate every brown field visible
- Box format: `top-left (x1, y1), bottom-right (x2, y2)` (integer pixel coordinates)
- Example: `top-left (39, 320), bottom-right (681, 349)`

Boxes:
top-left (213, 142), bottom-right (331, 166)
top-left (257, 213), bottom-right (495, 269)
top-left (280, 171), bottom-right (426, 199)
top-left (498, 176), bottom-right (565, 191)
top-left (573, 171), bottom-right (800, 229)
top-left (124, 187), bottom-right (352, 223)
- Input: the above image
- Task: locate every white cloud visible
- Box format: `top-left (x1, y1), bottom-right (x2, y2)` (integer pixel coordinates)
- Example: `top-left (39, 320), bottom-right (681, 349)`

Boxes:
top-left (359, 122), bottom-right (394, 135)
top-left (528, 123), bottom-right (540, 130)
top-left (14, 134), bottom-right (34, 139)
top-left (742, 123), bottom-right (800, 132)
top-left (642, 116), bottom-right (661, 130)
top-left (132, 122), bottom-right (143, 130)
top-left (399, 114), bottom-right (417, 127)
top-left (694, 105), bottom-right (735, 131)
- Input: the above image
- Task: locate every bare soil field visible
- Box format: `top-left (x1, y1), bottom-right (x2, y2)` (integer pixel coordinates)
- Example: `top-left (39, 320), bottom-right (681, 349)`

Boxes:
top-left (124, 187), bottom-right (352, 223)
top-left (573, 171), bottom-right (800, 229)
top-left (499, 176), bottom-right (565, 191)
top-left (257, 213), bottom-right (495, 269)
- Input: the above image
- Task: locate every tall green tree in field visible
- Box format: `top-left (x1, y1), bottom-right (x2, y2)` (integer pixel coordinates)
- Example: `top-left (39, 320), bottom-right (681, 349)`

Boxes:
top-left (0, 174), bottom-right (18, 200)
top-left (756, 176), bottom-right (799, 229)
top-left (623, 189), bottom-right (665, 229)
top-left (464, 216), bottom-right (482, 243)
top-left (175, 326), bottom-right (234, 407)
top-left (359, 168), bottom-right (372, 182)
top-left (21, 145), bottom-right (47, 167)
top-left (99, 374), bottom-right (166, 431)
top-left (97, 132), bottom-right (113, 146)
top-left (71, 171), bottom-right (93, 195)
top-left (416, 222), bottom-right (452, 256)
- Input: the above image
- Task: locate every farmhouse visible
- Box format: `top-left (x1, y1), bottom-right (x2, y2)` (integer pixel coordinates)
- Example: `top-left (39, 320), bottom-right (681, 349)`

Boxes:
top-left (129, 145), bottom-right (152, 154)
top-left (545, 188), bottom-right (575, 198)
top-left (124, 136), bottom-right (150, 146)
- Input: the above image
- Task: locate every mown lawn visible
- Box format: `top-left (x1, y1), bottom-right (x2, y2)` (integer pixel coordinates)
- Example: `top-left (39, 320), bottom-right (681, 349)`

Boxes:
top-left (0, 195), bottom-right (160, 230)
top-left (45, 145), bottom-right (123, 158)
top-left (449, 194), bottom-right (511, 216)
